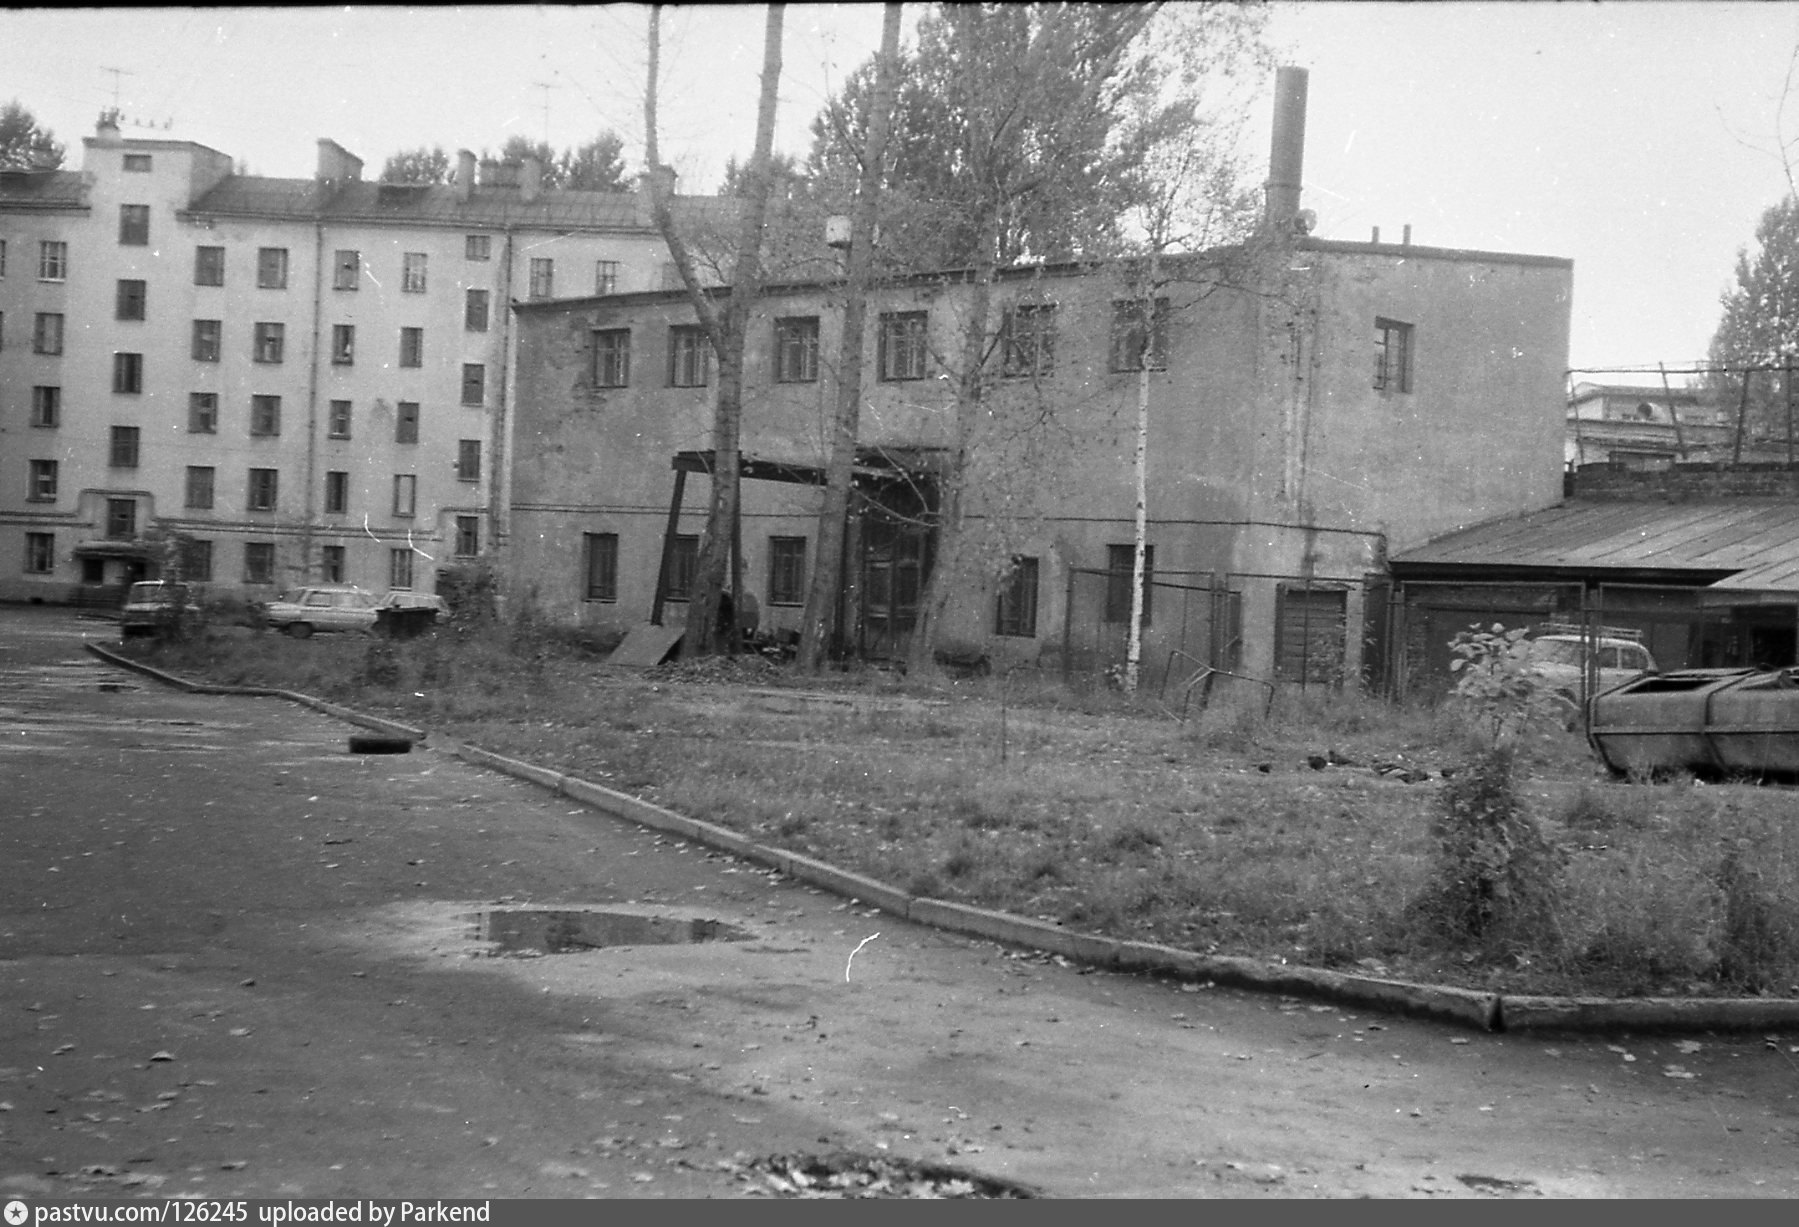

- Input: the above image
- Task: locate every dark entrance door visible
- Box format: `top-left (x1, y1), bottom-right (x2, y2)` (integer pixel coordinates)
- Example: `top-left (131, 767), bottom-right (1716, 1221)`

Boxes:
top-left (854, 481), bottom-right (935, 663)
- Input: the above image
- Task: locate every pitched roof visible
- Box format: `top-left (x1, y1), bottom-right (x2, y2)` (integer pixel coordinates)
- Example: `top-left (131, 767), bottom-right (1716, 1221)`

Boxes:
top-left (0, 169), bottom-right (87, 210)
top-left (1391, 498), bottom-right (1799, 589)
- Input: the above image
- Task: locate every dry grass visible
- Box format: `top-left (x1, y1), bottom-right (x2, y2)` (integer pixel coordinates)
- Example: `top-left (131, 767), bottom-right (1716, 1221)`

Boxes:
top-left (128, 624), bottom-right (1799, 999)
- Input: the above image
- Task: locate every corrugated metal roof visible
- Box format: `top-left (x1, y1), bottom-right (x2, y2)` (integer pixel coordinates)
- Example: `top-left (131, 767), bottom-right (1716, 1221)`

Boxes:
top-left (1392, 499), bottom-right (1799, 587)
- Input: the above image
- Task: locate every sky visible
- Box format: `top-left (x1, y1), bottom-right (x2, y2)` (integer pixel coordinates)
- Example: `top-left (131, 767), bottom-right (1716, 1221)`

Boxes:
top-left (5, 2), bottom-right (1799, 378)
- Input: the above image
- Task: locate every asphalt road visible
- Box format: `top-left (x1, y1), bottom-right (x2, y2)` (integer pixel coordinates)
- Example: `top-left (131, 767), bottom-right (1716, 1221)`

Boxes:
top-left (3, 605), bottom-right (1798, 1199)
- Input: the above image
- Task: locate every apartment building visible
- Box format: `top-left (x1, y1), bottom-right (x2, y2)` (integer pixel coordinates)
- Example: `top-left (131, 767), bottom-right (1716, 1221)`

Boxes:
top-left (0, 114), bottom-right (724, 604)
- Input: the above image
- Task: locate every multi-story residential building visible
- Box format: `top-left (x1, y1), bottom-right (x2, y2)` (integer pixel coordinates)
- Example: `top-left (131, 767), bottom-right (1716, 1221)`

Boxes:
top-left (0, 113), bottom-right (725, 604)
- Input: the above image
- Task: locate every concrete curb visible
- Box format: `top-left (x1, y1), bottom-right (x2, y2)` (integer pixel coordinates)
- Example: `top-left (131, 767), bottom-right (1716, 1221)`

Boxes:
top-left (78, 647), bottom-right (1799, 1036)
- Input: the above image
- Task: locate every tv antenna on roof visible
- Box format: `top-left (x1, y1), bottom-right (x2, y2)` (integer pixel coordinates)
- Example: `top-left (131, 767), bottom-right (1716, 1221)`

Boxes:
top-left (532, 80), bottom-right (557, 146)
top-left (100, 65), bottom-right (133, 110)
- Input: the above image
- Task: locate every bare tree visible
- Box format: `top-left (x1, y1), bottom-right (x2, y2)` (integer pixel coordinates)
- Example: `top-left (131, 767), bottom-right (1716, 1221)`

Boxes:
top-left (644, 4), bottom-right (786, 657)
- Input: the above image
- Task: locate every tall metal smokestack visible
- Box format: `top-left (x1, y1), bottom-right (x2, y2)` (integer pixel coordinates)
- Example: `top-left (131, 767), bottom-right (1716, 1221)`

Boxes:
top-left (1265, 66), bottom-right (1308, 231)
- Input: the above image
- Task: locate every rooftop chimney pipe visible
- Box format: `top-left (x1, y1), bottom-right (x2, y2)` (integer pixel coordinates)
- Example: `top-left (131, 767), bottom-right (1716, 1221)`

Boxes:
top-left (1265, 66), bottom-right (1308, 231)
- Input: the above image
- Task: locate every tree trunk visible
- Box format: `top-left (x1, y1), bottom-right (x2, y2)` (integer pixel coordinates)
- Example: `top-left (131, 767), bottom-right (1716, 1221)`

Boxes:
top-left (797, 2), bottom-right (902, 673)
top-left (1123, 250), bottom-right (1161, 691)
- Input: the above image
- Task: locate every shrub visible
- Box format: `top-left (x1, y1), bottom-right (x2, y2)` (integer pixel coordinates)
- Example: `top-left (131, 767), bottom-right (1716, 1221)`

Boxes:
top-left (1448, 623), bottom-right (1566, 745)
top-left (1415, 747), bottom-right (1562, 952)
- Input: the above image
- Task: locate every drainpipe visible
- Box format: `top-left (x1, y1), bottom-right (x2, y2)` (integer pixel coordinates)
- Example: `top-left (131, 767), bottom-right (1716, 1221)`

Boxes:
top-left (302, 219), bottom-right (324, 582)
top-left (492, 226), bottom-right (516, 560)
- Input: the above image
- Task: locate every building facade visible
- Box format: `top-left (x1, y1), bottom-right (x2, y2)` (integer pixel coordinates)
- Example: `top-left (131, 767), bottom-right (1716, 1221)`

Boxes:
top-left (0, 115), bottom-right (722, 605)
top-left (506, 233), bottom-right (1572, 688)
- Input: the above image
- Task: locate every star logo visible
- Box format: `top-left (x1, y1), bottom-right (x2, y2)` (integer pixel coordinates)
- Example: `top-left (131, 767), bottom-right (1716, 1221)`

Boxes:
top-left (4, 1200), bottom-right (29, 1226)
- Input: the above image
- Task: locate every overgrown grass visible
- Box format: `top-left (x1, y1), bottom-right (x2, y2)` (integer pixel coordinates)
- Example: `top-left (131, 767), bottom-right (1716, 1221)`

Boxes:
top-left (124, 622), bottom-right (1799, 998)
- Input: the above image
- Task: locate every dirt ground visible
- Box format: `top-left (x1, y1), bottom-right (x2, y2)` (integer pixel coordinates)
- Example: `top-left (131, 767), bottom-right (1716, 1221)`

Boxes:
top-left (4, 607), bottom-right (1799, 1199)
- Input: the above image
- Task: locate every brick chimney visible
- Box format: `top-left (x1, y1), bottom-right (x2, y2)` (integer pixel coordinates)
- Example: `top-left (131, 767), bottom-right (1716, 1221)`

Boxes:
top-left (315, 139), bottom-right (364, 184)
top-left (521, 154), bottom-right (542, 204)
top-left (456, 149), bottom-right (476, 202)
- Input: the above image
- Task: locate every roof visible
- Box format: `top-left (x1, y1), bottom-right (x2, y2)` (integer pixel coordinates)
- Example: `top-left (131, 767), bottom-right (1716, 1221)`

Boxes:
top-left (1391, 499), bottom-right (1799, 589)
top-left (184, 176), bottom-right (735, 232)
top-left (0, 169), bottom-right (88, 210)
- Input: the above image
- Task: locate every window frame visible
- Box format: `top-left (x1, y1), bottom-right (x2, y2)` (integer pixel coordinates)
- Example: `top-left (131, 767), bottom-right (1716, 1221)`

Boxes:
top-left (244, 542), bottom-right (275, 586)
top-left (30, 385), bottom-right (60, 428)
top-left (392, 474), bottom-right (417, 518)
top-left (194, 245), bottom-right (225, 287)
top-left (454, 516), bottom-right (480, 558)
top-left (185, 465), bottom-right (216, 510)
top-left (108, 425), bottom-right (140, 469)
top-left (253, 321), bottom-right (285, 364)
top-left (995, 555), bottom-right (1040, 638)
top-left (320, 544), bottom-right (347, 584)
top-left (592, 328), bottom-right (631, 388)
top-left (667, 325), bottom-right (709, 388)
top-left (256, 246), bottom-right (289, 290)
top-left (323, 469), bottom-right (350, 515)
top-left (32, 312), bottom-right (63, 355)
top-left (461, 363), bottom-right (486, 406)
top-left (456, 439), bottom-right (481, 482)
top-left (767, 535), bottom-right (807, 606)
top-left (1374, 316), bottom-right (1414, 394)
top-left (246, 468), bottom-right (279, 513)
top-left (665, 534), bottom-right (699, 601)
top-left (112, 352), bottom-right (143, 394)
top-left (584, 532), bottom-right (618, 602)
top-left (38, 240), bottom-right (67, 281)
top-left (188, 392), bottom-right (219, 434)
top-left (389, 547), bottom-right (414, 589)
top-left (877, 311), bottom-right (929, 382)
top-left (774, 316), bottom-right (820, 384)
top-left (331, 323), bottom-right (355, 365)
top-left (464, 234), bottom-right (491, 261)
top-left (116, 279), bottom-right (147, 321)
top-left (27, 459), bottom-right (58, 502)
top-left (399, 326), bottom-right (423, 368)
top-left (396, 401), bottom-right (420, 444)
top-left (528, 257), bottom-right (554, 299)
top-left (595, 260), bottom-right (620, 295)
top-left (1002, 303), bottom-right (1057, 378)
top-left (402, 251), bottom-right (427, 293)
top-left (105, 498), bottom-right (137, 540)
top-left (464, 288), bottom-right (490, 332)
top-left (192, 318), bottom-right (221, 362)
top-left (24, 531), bottom-right (55, 575)
top-left (1109, 297), bottom-right (1169, 373)
top-left (250, 394), bottom-right (282, 437)
top-left (1103, 543), bottom-right (1154, 626)
top-left (118, 204), bottom-right (150, 246)
top-left (328, 400), bottom-right (352, 439)
top-left (333, 249), bottom-right (360, 291)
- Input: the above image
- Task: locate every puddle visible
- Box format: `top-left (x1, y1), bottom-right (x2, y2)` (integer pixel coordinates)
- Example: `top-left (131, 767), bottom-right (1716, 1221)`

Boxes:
top-left (472, 908), bottom-right (751, 955)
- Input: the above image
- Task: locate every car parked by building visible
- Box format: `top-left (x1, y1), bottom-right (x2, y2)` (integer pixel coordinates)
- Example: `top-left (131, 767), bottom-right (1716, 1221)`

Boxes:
top-left (119, 580), bottom-right (205, 639)
top-left (1525, 624), bottom-right (1657, 703)
top-left (259, 585), bottom-right (384, 637)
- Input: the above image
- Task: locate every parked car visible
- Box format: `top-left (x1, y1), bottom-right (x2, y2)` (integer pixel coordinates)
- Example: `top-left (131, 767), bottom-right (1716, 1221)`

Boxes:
top-left (259, 585), bottom-right (384, 637)
top-left (119, 580), bottom-right (204, 638)
top-left (1524, 626), bottom-right (1657, 703)
top-left (1588, 667), bottom-right (1799, 779)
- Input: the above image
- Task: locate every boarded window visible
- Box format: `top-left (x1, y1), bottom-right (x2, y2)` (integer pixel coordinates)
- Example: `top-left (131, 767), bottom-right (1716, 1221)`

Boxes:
top-left (1274, 584), bottom-right (1347, 685)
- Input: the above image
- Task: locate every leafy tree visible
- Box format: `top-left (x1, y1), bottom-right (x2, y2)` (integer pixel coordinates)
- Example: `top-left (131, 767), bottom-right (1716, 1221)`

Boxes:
top-left (0, 99), bottom-right (65, 170)
top-left (1708, 194), bottom-right (1799, 445)
top-left (380, 145), bottom-right (452, 184)
top-left (559, 131), bottom-right (629, 192)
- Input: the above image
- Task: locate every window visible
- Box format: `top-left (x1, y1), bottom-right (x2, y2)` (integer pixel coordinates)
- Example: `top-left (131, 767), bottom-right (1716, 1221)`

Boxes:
top-left (456, 439), bottom-right (481, 481)
top-left (584, 532), bottom-right (618, 602)
top-left (192, 319), bottom-right (221, 362)
top-left (454, 516), bottom-right (480, 557)
top-left (112, 353), bottom-right (143, 394)
top-left (253, 322), bottom-right (284, 363)
top-left (30, 386), bottom-right (60, 428)
top-left (1374, 317), bottom-right (1414, 394)
top-left (328, 400), bottom-right (352, 439)
top-left (768, 536), bottom-right (807, 606)
top-left (668, 325), bottom-right (708, 387)
top-left (389, 548), bottom-right (414, 589)
top-left (109, 425), bottom-right (140, 469)
top-left (529, 257), bottom-right (554, 298)
top-left (331, 324), bottom-right (355, 365)
top-left (250, 395), bottom-right (281, 436)
top-left (399, 326), bottom-right (424, 368)
top-left (28, 459), bottom-right (58, 502)
top-left (244, 542), bottom-right (275, 585)
top-left (665, 534), bottom-right (699, 600)
top-left (105, 498), bottom-right (136, 540)
top-left (181, 539), bottom-right (213, 583)
top-left (995, 556), bottom-right (1040, 638)
top-left (1103, 543), bottom-right (1154, 626)
top-left (189, 392), bottom-right (219, 434)
top-left (878, 311), bottom-right (929, 381)
top-left (461, 363), bottom-right (486, 405)
top-left (333, 249), bottom-right (359, 290)
top-left (324, 470), bottom-right (349, 514)
top-left (392, 474), bottom-right (416, 517)
top-left (185, 466), bottom-right (215, 510)
top-left (39, 240), bottom-right (67, 281)
top-left (194, 245), bottom-right (225, 286)
top-left (465, 234), bottom-right (491, 261)
top-left (595, 260), bottom-right (620, 295)
top-left (464, 288), bottom-right (489, 332)
top-left (24, 532), bottom-right (54, 575)
top-left (1109, 298), bottom-right (1169, 372)
top-left (1003, 304), bottom-right (1057, 377)
top-left (320, 545), bottom-right (346, 584)
top-left (33, 312), bottom-right (63, 354)
top-left (396, 401), bottom-right (420, 444)
top-left (0, 238), bottom-right (7, 276)
top-left (774, 317), bottom-right (820, 383)
top-left (118, 204), bottom-right (150, 245)
top-left (123, 153), bottom-right (152, 172)
top-left (247, 468), bottom-right (279, 512)
top-left (592, 329), bottom-right (630, 387)
top-left (402, 252), bottom-right (427, 293)
top-left (116, 279), bottom-right (146, 321)
top-left (256, 247), bottom-right (288, 289)
top-left (1, 309), bottom-right (4, 350)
